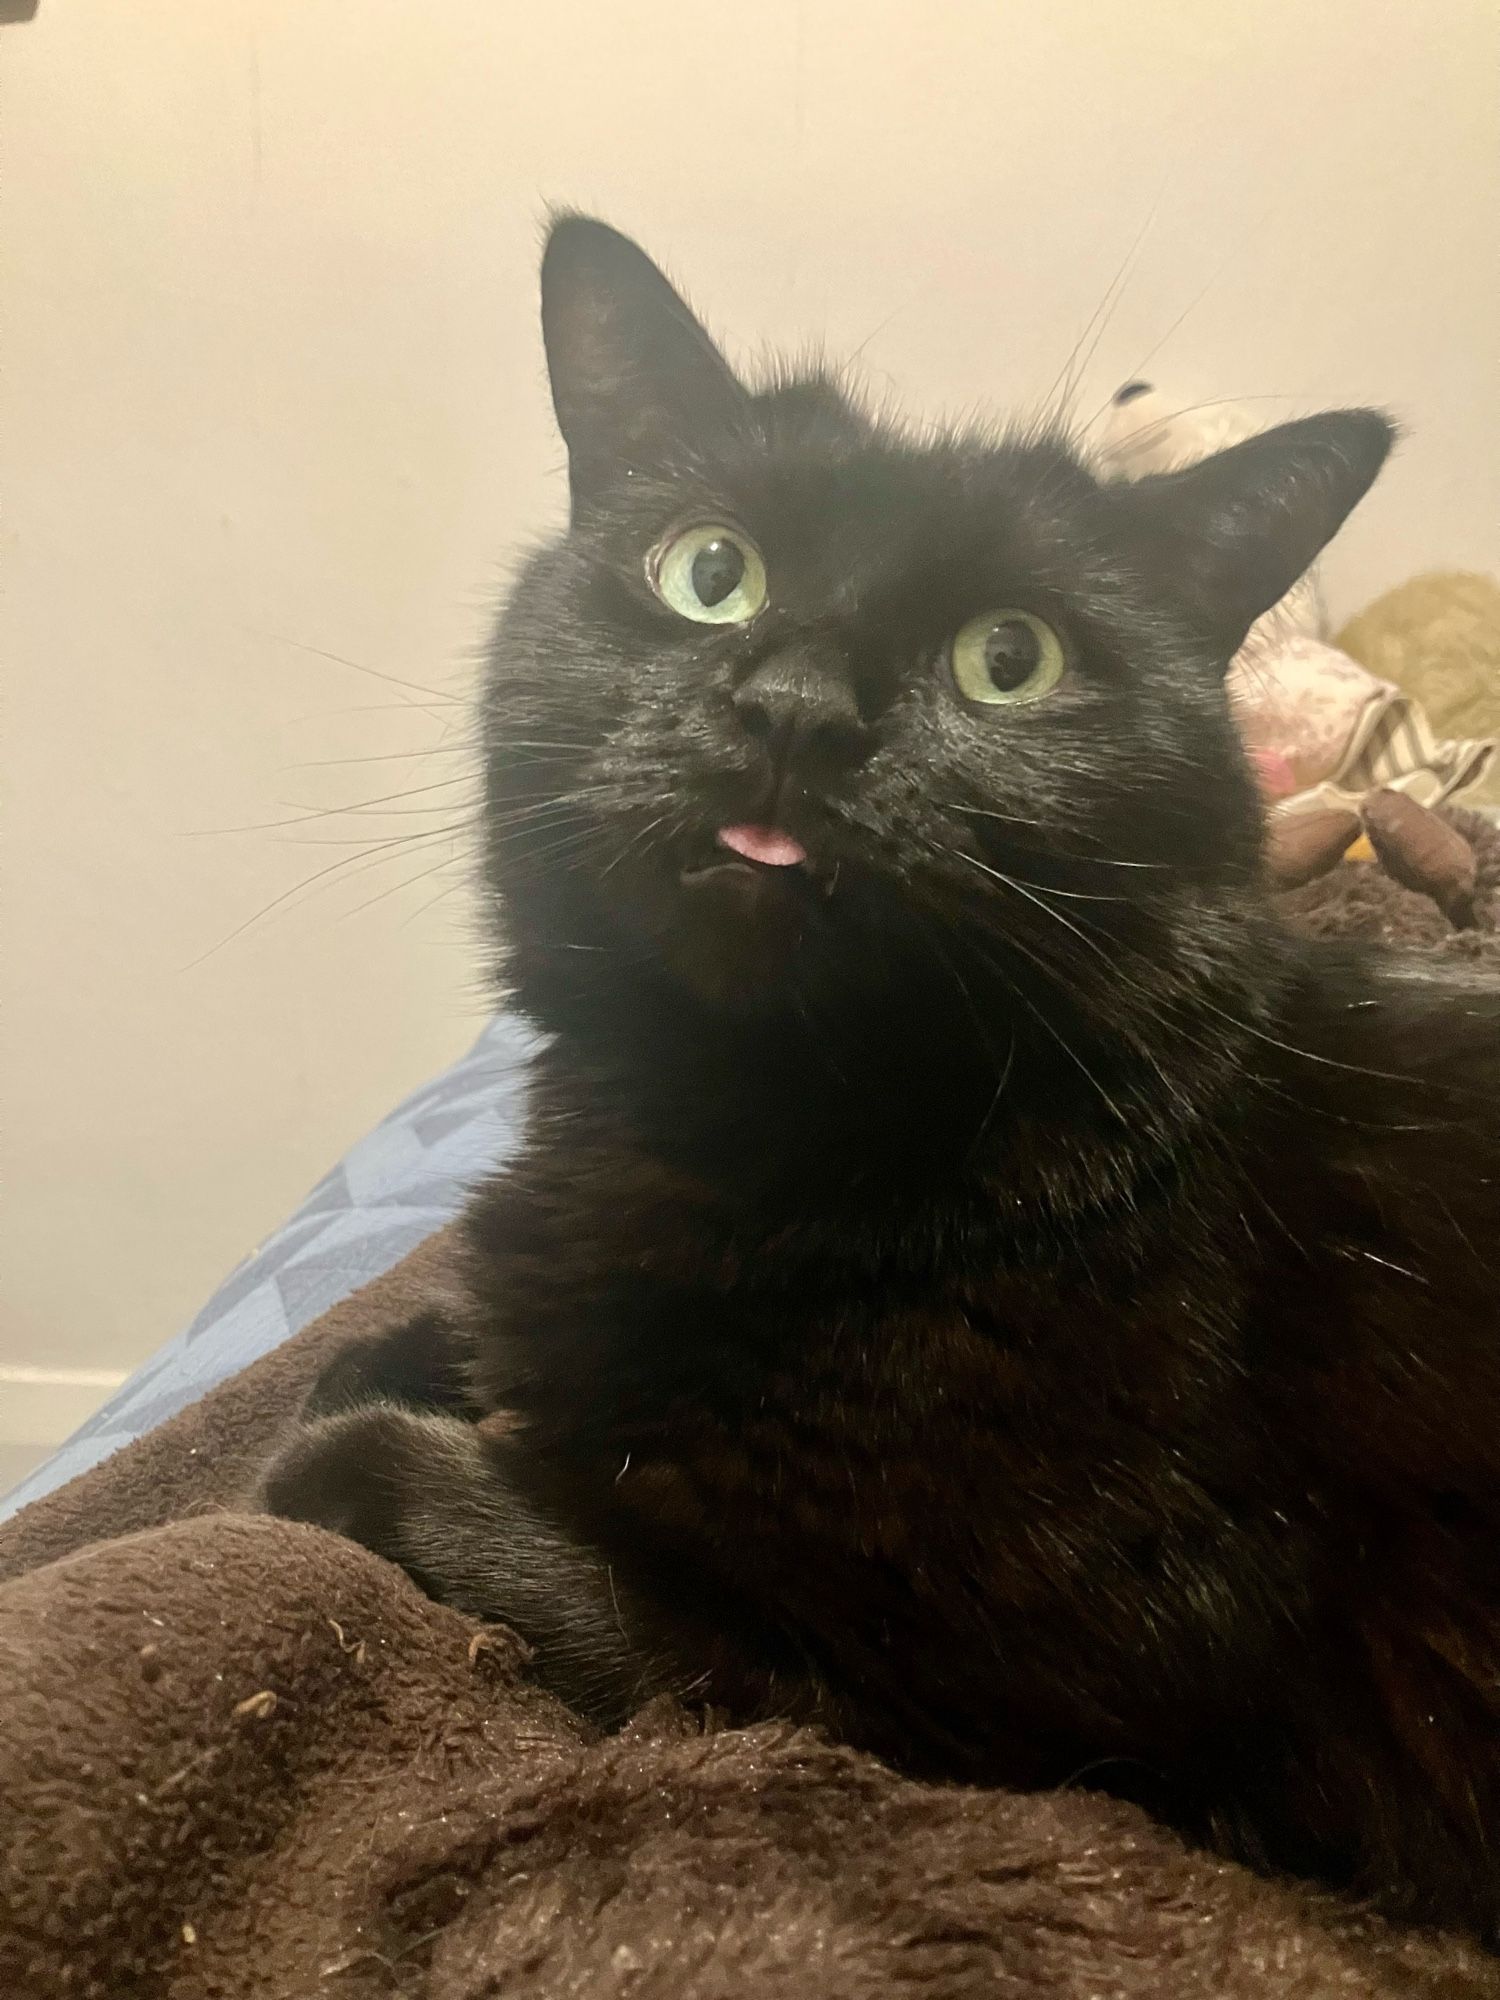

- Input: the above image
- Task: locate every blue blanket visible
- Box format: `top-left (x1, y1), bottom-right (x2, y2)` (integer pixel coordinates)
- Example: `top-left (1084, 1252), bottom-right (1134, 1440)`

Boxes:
top-left (0, 1014), bottom-right (536, 1524)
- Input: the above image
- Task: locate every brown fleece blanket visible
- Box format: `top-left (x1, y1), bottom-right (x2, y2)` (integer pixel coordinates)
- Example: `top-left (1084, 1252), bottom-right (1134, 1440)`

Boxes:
top-left (4, 818), bottom-right (1499, 2000)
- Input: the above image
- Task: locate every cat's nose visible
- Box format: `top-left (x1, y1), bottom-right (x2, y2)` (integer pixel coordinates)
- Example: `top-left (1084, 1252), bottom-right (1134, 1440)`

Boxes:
top-left (732, 650), bottom-right (870, 775)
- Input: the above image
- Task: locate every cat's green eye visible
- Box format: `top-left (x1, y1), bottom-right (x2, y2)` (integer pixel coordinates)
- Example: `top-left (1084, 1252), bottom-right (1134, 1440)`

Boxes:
top-left (950, 610), bottom-right (1065, 707)
top-left (650, 523), bottom-right (768, 626)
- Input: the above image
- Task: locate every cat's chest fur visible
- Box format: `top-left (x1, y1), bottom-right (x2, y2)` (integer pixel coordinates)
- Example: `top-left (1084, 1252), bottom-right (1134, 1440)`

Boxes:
top-left (460, 1105), bottom-right (1330, 1774)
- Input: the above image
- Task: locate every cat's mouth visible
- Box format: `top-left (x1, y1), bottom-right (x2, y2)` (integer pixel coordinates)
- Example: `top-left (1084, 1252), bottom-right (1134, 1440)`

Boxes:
top-left (716, 824), bottom-right (808, 869)
top-left (678, 822), bottom-right (837, 896)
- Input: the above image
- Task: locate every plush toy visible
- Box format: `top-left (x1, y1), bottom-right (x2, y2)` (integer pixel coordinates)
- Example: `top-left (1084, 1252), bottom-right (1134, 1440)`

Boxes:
top-left (1264, 789), bottom-right (1479, 927)
top-left (1361, 787), bottom-right (1479, 928)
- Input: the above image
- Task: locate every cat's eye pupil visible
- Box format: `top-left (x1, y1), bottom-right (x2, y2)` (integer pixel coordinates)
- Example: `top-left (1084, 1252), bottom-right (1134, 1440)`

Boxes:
top-left (984, 619), bottom-right (1043, 691)
top-left (690, 538), bottom-right (745, 608)
top-left (651, 522), bottom-right (767, 624)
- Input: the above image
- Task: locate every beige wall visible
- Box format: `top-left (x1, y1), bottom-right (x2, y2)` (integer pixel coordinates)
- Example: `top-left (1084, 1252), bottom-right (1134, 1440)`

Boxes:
top-left (3, 0), bottom-right (1497, 1397)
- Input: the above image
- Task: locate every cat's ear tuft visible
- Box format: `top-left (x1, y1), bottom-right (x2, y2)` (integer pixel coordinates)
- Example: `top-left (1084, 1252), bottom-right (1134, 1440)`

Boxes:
top-left (540, 214), bottom-right (748, 501)
top-left (1116, 409), bottom-right (1396, 660)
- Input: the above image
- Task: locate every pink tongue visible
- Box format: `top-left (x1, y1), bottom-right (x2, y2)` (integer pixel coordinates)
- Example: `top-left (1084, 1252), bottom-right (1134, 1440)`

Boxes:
top-left (716, 823), bottom-right (808, 868)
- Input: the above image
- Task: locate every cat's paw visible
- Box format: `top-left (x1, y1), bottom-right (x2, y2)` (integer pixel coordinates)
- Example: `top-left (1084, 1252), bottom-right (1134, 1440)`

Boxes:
top-left (258, 1403), bottom-right (428, 1558)
top-left (300, 1310), bottom-right (471, 1422)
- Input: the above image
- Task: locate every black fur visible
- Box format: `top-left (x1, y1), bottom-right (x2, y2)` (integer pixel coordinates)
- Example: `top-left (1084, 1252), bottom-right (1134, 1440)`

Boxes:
top-left (264, 218), bottom-right (1500, 1935)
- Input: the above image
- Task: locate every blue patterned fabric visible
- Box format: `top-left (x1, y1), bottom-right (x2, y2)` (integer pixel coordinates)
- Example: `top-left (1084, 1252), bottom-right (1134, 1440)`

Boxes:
top-left (0, 1014), bottom-right (538, 1525)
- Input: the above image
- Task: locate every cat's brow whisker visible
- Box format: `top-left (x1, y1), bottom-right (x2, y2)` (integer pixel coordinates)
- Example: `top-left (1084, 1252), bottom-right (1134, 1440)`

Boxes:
top-left (1040, 189), bottom-right (1163, 424)
top-left (1075, 261), bottom-right (1238, 439)
top-left (1062, 198), bottom-right (1165, 418)
top-left (1077, 193), bottom-right (1283, 436)
top-left (1085, 393), bottom-right (1297, 464)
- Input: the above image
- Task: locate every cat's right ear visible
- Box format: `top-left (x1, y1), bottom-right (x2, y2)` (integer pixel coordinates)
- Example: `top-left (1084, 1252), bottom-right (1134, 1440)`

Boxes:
top-left (1108, 409), bottom-right (1395, 662)
top-left (540, 215), bottom-right (748, 503)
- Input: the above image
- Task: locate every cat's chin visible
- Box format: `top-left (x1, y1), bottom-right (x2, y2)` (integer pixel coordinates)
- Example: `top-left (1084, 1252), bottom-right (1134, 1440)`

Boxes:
top-left (678, 854), bottom-right (825, 900)
top-left (637, 854), bottom-right (829, 1013)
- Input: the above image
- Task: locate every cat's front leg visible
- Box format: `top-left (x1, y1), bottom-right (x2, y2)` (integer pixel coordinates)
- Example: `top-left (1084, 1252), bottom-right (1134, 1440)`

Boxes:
top-left (296, 1306), bottom-right (475, 1421)
top-left (259, 1402), bottom-right (652, 1724)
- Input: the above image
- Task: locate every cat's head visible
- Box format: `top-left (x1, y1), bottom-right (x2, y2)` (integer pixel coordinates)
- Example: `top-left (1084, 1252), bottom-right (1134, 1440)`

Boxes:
top-left (483, 216), bottom-right (1391, 1042)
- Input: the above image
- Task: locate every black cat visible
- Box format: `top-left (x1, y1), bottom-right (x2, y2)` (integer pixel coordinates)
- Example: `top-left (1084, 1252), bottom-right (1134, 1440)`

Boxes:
top-left (265, 217), bottom-right (1500, 1936)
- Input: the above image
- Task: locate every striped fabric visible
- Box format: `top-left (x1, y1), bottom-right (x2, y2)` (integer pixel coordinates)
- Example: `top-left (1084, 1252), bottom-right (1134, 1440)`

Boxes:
top-left (1333, 688), bottom-right (1494, 806)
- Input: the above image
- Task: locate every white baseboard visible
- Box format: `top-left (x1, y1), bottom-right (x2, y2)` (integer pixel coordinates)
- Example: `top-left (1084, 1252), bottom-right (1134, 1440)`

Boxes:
top-left (0, 1365), bottom-right (128, 1448)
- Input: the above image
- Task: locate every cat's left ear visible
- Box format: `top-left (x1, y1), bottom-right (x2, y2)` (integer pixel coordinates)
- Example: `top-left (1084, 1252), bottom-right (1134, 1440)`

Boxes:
top-left (1113, 410), bottom-right (1395, 661)
top-left (540, 214), bottom-right (749, 503)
